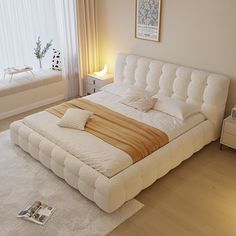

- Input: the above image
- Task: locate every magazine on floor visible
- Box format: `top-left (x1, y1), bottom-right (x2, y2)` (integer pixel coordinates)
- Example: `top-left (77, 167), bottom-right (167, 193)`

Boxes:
top-left (17, 201), bottom-right (55, 225)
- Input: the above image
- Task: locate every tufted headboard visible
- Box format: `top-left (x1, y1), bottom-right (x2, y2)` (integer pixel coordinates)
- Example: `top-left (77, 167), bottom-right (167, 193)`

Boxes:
top-left (114, 53), bottom-right (230, 139)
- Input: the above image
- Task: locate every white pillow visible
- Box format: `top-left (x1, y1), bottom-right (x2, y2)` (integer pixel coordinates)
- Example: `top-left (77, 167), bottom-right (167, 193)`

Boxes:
top-left (120, 89), bottom-right (157, 112)
top-left (101, 82), bottom-right (156, 97)
top-left (58, 108), bottom-right (93, 130)
top-left (154, 97), bottom-right (201, 120)
top-left (100, 82), bottom-right (131, 96)
top-left (128, 86), bottom-right (155, 96)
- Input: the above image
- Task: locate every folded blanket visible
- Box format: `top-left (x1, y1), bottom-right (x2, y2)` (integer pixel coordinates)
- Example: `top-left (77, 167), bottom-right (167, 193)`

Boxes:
top-left (47, 99), bottom-right (169, 163)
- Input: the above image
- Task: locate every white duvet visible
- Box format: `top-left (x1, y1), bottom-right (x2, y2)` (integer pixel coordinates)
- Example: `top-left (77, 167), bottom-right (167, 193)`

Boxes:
top-left (23, 91), bottom-right (205, 177)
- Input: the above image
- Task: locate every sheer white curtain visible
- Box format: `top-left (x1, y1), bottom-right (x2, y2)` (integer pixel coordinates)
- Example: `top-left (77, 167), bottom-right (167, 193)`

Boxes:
top-left (0, 0), bottom-right (60, 74)
top-left (55, 0), bottom-right (99, 98)
top-left (0, 0), bottom-right (97, 98)
top-left (55, 0), bottom-right (80, 98)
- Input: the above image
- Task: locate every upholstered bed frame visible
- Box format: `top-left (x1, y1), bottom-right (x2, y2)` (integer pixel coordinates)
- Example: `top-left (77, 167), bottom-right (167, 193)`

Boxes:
top-left (10, 53), bottom-right (230, 213)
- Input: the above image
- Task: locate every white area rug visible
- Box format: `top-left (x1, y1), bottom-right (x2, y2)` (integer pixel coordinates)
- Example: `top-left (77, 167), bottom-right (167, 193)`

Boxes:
top-left (0, 131), bottom-right (143, 236)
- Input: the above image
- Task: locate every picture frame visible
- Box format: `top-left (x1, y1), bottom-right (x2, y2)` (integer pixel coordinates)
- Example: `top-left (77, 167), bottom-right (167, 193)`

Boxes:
top-left (135, 0), bottom-right (162, 42)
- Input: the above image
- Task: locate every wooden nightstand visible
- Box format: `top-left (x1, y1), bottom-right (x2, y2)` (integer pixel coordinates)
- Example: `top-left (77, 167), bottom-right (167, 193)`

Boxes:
top-left (220, 116), bottom-right (236, 150)
top-left (87, 73), bottom-right (113, 95)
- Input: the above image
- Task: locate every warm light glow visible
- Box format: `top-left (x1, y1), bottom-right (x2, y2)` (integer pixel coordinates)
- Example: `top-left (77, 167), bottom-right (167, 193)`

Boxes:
top-left (94, 64), bottom-right (108, 77)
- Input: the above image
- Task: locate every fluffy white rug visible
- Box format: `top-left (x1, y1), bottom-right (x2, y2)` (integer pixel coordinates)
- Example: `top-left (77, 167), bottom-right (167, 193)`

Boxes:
top-left (0, 130), bottom-right (143, 236)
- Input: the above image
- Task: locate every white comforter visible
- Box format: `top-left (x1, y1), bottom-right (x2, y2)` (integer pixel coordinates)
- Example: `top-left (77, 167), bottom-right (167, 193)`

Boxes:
top-left (23, 91), bottom-right (205, 177)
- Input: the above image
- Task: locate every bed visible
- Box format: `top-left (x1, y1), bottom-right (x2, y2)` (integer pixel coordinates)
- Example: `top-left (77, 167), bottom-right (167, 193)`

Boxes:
top-left (10, 53), bottom-right (230, 213)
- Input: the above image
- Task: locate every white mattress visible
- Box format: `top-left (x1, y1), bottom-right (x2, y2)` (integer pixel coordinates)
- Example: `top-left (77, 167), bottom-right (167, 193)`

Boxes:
top-left (23, 91), bottom-right (205, 177)
top-left (85, 91), bottom-right (205, 140)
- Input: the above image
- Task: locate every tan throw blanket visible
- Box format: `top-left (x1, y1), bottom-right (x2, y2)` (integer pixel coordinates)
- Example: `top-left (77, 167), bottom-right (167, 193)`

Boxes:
top-left (47, 99), bottom-right (169, 163)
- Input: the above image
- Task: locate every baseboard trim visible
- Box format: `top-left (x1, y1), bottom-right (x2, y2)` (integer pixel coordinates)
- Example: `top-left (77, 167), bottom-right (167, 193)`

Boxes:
top-left (0, 95), bottom-right (64, 120)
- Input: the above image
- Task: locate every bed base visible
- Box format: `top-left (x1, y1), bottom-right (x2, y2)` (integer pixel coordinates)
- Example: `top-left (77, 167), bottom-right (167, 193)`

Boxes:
top-left (10, 120), bottom-right (215, 213)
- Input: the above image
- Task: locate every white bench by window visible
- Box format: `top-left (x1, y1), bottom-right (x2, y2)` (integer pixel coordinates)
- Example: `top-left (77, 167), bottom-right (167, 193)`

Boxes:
top-left (0, 69), bottom-right (62, 97)
top-left (0, 69), bottom-right (65, 119)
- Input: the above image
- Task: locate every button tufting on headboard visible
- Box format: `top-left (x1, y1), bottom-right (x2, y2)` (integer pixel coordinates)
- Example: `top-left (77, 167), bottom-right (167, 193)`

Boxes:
top-left (114, 53), bottom-right (230, 138)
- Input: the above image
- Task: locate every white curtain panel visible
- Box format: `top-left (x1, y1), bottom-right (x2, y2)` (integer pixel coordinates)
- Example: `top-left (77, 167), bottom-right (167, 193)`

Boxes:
top-left (0, 0), bottom-right (60, 73)
top-left (0, 0), bottom-right (98, 98)
top-left (55, 0), bottom-right (80, 98)
top-left (0, 0), bottom-right (81, 98)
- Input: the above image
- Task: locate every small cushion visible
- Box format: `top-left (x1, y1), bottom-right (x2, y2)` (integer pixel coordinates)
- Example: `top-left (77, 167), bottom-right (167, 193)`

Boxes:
top-left (51, 49), bottom-right (62, 71)
top-left (120, 89), bottom-right (157, 112)
top-left (58, 108), bottom-right (93, 130)
top-left (153, 97), bottom-right (201, 120)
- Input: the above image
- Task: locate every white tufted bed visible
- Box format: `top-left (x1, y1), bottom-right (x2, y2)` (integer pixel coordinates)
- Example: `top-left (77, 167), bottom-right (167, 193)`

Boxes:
top-left (10, 53), bottom-right (230, 213)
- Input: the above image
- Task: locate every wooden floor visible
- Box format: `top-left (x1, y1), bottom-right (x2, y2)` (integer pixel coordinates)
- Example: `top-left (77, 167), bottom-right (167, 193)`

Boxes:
top-left (1, 104), bottom-right (236, 236)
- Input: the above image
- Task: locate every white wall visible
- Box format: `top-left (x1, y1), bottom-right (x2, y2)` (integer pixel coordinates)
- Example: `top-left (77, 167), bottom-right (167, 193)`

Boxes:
top-left (97, 0), bottom-right (236, 114)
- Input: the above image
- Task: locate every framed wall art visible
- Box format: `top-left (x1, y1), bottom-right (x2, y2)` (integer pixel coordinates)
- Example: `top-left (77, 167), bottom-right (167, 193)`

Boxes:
top-left (135, 0), bottom-right (162, 42)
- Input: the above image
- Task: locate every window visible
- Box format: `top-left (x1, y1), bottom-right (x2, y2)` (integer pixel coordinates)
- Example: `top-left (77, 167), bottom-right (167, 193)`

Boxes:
top-left (0, 0), bottom-right (60, 76)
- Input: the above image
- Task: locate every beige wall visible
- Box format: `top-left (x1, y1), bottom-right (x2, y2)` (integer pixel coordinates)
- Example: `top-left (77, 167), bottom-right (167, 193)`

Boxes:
top-left (97, 0), bottom-right (236, 114)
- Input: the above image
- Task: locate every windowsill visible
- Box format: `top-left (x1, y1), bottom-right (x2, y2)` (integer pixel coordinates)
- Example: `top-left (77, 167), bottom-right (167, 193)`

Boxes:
top-left (0, 69), bottom-right (62, 97)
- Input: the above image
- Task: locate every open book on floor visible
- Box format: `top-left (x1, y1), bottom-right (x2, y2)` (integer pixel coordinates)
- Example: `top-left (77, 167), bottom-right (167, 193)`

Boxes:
top-left (17, 201), bottom-right (55, 225)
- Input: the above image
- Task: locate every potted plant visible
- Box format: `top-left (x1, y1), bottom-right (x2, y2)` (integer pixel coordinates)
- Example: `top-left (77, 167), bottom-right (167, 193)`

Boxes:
top-left (34, 37), bottom-right (53, 69)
